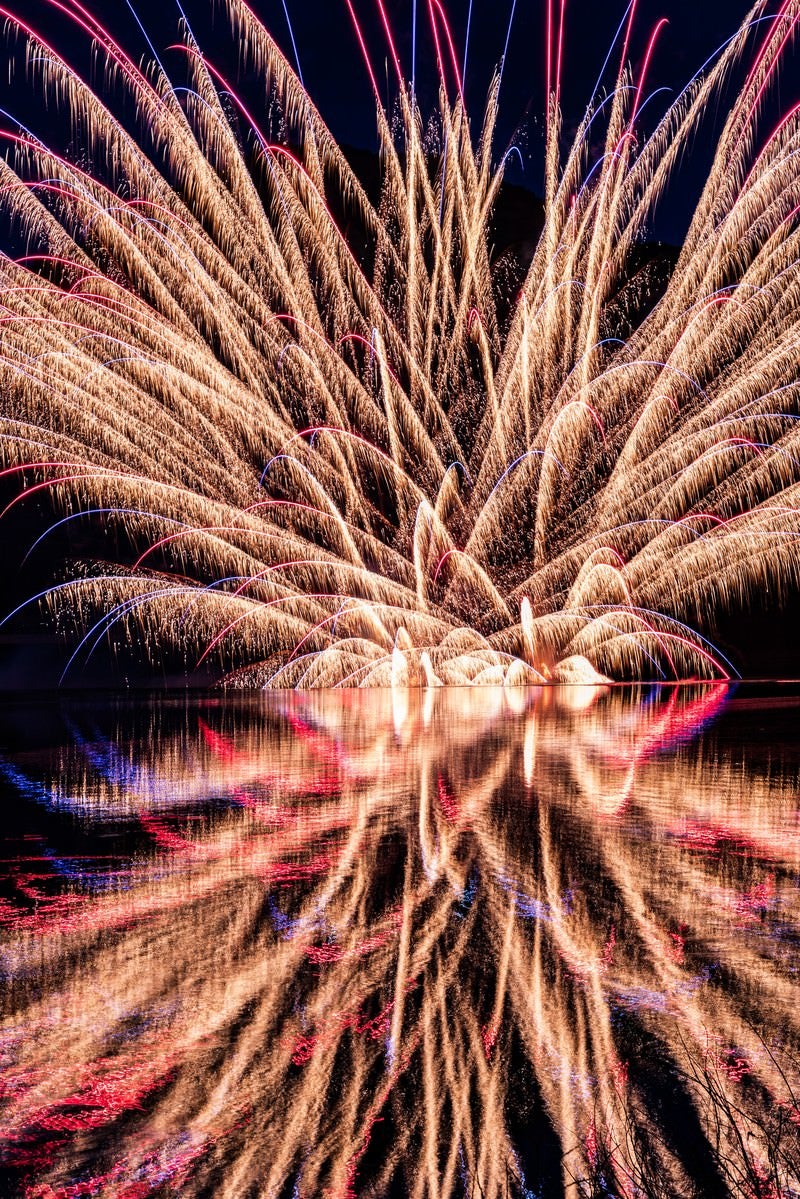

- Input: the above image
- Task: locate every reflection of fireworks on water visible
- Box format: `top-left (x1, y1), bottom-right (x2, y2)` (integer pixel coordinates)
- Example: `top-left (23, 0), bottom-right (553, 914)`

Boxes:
top-left (1, 686), bottom-right (799, 1196)
top-left (0, 2), bottom-right (800, 683)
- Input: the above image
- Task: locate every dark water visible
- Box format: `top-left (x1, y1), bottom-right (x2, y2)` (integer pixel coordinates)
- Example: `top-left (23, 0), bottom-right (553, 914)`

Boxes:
top-left (0, 684), bottom-right (798, 1199)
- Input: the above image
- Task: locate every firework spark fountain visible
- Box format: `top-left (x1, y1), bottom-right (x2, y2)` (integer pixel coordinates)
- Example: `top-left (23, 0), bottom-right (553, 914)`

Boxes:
top-left (0, 1), bottom-right (800, 685)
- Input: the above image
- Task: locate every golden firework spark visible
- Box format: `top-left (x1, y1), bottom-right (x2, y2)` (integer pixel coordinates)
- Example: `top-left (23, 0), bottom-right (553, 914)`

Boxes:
top-left (0, 1), bottom-right (799, 685)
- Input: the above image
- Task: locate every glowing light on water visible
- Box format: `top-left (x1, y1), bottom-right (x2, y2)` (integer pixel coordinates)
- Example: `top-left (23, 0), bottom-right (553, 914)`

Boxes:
top-left (1, 686), bottom-right (799, 1196)
top-left (0, 2), bottom-right (800, 685)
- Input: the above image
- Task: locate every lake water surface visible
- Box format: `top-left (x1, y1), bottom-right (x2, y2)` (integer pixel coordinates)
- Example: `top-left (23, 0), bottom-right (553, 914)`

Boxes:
top-left (0, 684), bottom-right (799, 1198)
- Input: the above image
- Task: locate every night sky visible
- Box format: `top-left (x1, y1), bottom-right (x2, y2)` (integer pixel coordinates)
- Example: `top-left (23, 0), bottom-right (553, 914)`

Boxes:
top-left (5, 0), bottom-right (781, 243)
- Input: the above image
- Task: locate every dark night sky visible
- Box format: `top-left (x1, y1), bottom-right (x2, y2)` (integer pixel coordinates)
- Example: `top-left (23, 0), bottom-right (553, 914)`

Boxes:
top-left (5, 1), bottom-right (785, 242)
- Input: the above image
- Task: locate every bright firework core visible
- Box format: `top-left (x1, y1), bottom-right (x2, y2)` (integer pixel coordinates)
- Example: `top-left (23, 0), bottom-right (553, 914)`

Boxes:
top-left (0, 1), bottom-right (799, 686)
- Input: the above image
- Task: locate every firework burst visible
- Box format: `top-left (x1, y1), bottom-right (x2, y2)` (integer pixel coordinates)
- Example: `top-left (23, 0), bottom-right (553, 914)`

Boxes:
top-left (1, 0), bottom-right (800, 685)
